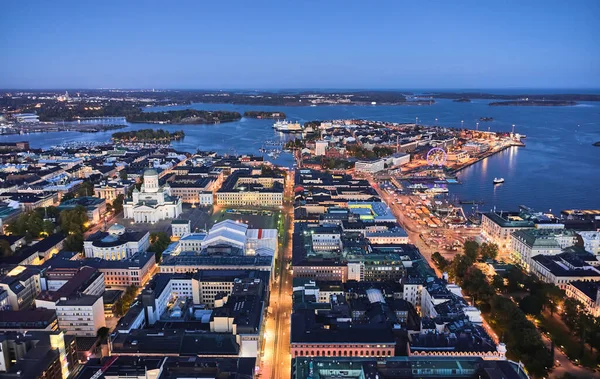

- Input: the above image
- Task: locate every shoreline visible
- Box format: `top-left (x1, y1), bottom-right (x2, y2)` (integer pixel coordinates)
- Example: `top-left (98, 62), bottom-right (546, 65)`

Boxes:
top-left (449, 140), bottom-right (525, 175)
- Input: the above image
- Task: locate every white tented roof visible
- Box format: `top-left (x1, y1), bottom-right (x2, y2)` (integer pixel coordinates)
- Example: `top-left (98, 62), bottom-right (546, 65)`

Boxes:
top-left (246, 229), bottom-right (278, 240)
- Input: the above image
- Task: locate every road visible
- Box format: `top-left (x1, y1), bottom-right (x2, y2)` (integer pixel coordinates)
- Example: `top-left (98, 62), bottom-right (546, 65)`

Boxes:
top-left (366, 175), bottom-right (500, 345)
top-left (259, 170), bottom-right (294, 379)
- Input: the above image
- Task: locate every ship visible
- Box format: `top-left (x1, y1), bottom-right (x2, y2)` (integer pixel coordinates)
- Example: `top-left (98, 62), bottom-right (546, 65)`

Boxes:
top-left (273, 120), bottom-right (303, 133)
top-left (493, 178), bottom-right (505, 184)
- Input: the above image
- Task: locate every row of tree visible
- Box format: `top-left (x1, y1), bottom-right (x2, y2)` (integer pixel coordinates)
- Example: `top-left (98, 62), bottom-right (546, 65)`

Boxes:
top-left (432, 241), bottom-right (552, 377)
top-left (112, 129), bottom-right (184, 141)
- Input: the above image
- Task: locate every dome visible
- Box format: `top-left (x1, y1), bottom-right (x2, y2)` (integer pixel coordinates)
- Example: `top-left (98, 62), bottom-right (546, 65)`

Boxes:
top-left (108, 223), bottom-right (126, 236)
top-left (144, 168), bottom-right (158, 177)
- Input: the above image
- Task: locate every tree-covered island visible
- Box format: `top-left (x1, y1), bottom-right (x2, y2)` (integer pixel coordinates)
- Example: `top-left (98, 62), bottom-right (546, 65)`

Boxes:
top-left (126, 109), bottom-right (241, 124)
top-left (112, 129), bottom-right (184, 142)
top-left (243, 111), bottom-right (287, 119)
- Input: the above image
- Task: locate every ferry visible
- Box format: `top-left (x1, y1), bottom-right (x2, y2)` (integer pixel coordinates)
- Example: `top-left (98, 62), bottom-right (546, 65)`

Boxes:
top-left (273, 120), bottom-right (303, 133)
top-left (493, 178), bottom-right (505, 184)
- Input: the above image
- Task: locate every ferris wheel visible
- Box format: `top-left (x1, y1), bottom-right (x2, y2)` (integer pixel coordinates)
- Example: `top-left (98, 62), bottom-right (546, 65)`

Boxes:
top-left (426, 147), bottom-right (447, 166)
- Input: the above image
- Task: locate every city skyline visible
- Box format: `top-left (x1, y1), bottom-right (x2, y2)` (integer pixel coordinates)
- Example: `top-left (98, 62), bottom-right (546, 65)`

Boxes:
top-left (2, 1), bottom-right (599, 89)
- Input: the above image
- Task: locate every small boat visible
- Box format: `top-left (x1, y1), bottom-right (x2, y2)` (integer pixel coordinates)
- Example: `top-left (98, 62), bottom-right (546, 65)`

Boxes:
top-left (493, 178), bottom-right (504, 184)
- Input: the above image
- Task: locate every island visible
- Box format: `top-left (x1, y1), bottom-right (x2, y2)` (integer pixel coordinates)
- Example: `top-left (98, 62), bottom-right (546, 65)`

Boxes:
top-left (453, 98), bottom-right (471, 103)
top-left (593, 141), bottom-right (600, 147)
top-left (489, 100), bottom-right (577, 106)
top-left (479, 117), bottom-right (494, 122)
top-left (126, 109), bottom-right (242, 124)
top-left (112, 129), bottom-right (184, 142)
top-left (243, 111), bottom-right (287, 119)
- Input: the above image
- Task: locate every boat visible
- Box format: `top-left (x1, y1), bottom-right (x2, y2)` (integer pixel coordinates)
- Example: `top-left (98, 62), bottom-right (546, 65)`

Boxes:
top-left (493, 178), bottom-right (504, 184)
top-left (273, 120), bottom-right (303, 133)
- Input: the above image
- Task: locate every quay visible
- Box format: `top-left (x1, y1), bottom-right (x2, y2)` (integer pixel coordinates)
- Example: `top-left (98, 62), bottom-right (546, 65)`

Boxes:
top-left (449, 140), bottom-right (525, 175)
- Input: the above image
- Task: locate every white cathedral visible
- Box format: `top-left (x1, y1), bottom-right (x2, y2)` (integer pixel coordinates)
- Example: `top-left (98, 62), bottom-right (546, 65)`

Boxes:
top-left (123, 169), bottom-right (183, 223)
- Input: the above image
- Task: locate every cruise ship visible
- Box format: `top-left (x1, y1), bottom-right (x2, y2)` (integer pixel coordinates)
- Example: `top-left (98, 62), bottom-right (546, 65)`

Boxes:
top-left (273, 120), bottom-right (302, 133)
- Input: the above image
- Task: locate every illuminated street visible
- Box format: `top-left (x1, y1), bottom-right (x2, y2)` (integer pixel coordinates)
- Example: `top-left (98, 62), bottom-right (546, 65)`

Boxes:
top-left (259, 170), bottom-right (294, 379)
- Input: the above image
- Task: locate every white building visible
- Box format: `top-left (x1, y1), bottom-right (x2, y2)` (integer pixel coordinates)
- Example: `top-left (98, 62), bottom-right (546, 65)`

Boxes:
top-left (579, 231), bottom-right (600, 255)
top-left (171, 219), bottom-right (191, 238)
top-left (123, 169), bottom-right (182, 223)
top-left (354, 158), bottom-right (385, 174)
top-left (314, 140), bottom-right (329, 156)
top-left (83, 224), bottom-right (150, 260)
top-left (511, 228), bottom-right (579, 270)
top-left (56, 295), bottom-right (105, 336)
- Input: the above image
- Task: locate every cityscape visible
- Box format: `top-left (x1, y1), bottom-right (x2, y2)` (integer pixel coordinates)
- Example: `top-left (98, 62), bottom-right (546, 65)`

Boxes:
top-left (1, 2), bottom-right (599, 379)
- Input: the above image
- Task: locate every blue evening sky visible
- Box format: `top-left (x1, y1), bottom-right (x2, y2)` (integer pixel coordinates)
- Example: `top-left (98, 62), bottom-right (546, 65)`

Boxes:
top-left (1, 0), bottom-right (598, 89)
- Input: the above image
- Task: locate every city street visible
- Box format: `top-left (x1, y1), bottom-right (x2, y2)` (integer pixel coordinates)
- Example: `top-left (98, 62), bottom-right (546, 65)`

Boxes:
top-left (259, 170), bottom-right (294, 379)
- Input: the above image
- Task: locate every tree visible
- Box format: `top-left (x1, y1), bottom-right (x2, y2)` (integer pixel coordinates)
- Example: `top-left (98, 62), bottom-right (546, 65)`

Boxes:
top-left (0, 240), bottom-right (12, 257)
top-left (519, 295), bottom-right (544, 316)
top-left (462, 267), bottom-right (494, 304)
top-left (148, 231), bottom-right (171, 262)
top-left (492, 275), bottom-right (505, 292)
top-left (449, 255), bottom-right (473, 285)
top-left (60, 205), bottom-right (89, 235)
top-left (479, 242), bottom-right (498, 261)
top-left (64, 233), bottom-right (84, 252)
top-left (97, 326), bottom-right (110, 342)
top-left (77, 180), bottom-right (94, 197)
top-left (119, 169), bottom-right (128, 181)
top-left (6, 211), bottom-right (52, 242)
top-left (431, 252), bottom-right (450, 271)
top-left (463, 240), bottom-right (480, 262)
top-left (113, 194), bottom-right (125, 214)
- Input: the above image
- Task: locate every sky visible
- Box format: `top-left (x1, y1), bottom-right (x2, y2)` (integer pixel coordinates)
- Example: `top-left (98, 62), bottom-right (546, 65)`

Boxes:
top-left (1, 0), bottom-right (599, 89)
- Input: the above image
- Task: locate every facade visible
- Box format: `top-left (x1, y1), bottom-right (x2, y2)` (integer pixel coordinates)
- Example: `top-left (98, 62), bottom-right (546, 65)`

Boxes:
top-left (171, 219), bottom-right (191, 238)
top-left (0, 267), bottom-right (42, 310)
top-left (511, 228), bottom-right (578, 270)
top-left (216, 170), bottom-right (284, 207)
top-left (314, 140), bottom-right (329, 156)
top-left (481, 211), bottom-right (535, 250)
top-left (93, 180), bottom-right (130, 202)
top-left (565, 281), bottom-right (600, 317)
top-left (56, 295), bottom-right (105, 336)
top-left (168, 176), bottom-right (215, 204)
top-left (123, 169), bottom-right (183, 223)
top-left (529, 253), bottom-right (600, 286)
top-left (578, 231), bottom-right (600, 255)
top-left (354, 158), bottom-right (385, 173)
top-left (83, 224), bottom-right (150, 260)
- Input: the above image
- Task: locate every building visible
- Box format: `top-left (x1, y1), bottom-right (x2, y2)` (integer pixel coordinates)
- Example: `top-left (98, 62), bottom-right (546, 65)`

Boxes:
top-left (83, 224), bottom-right (150, 260)
top-left (123, 169), bottom-right (183, 223)
top-left (36, 266), bottom-right (105, 310)
top-left (366, 227), bottom-right (409, 244)
top-left (565, 281), bottom-right (600, 317)
top-left (171, 219), bottom-right (191, 238)
top-left (0, 331), bottom-right (73, 379)
top-left (530, 252), bottom-right (600, 287)
top-left (578, 231), bottom-right (600, 255)
top-left (43, 251), bottom-right (156, 287)
top-left (511, 228), bottom-right (578, 270)
top-left (75, 356), bottom-right (256, 379)
top-left (0, 142), bottom-right (30, 152)
top-left (292, 357), bottom-right (526, 379)
top-left (55, 295), bottom-right (105, 336)
top-left (168, 176), bottom-right (215, 205)
top-left (354, 158), bottom-right (385, 173)
top-left (314, 140), bottom-right (329, 156)
top-left (93, 180), bottom-right (130, 203)
top-left (57, 196), bottom-right (107, 224)
top-left (0, 309), bottom-right (58, 332)
top-left (216, 170), bottom-right (284, 207)
top-left (0, 267), bottom-right (42, 310)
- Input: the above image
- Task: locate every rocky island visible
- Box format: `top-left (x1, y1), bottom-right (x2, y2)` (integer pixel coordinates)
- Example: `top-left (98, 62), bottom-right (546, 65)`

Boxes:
top-left (489, 100), bottom-right (577, 106)
top-left (243, 111), bottom-right (286, 119)
top-left (112, 129), bottom-right (184, 142)
top-left (126, 109), bottom-right (242, 124)
top-left (453, 98), bottom-right (471, 103)
top-left (593, 141), bottom-right (600, 147)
